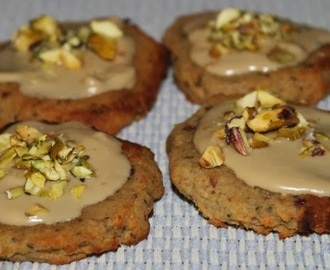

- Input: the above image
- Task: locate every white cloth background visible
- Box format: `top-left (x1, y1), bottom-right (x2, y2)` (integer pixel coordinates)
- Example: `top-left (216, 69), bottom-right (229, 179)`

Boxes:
top-left (0, 0), bottom-right (329, 269)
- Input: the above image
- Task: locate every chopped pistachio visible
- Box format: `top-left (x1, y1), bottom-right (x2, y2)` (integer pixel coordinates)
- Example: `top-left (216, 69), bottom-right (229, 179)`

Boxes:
top-left (30, 15), bottom-right (61, 42)
top-left (256, 90), bottom-right (285, 108)
top-left (16, 125), bottom-right (42, 142)
top-left (236, 89), bottom-right (284, 109)
top-left (31, 160), bottom-right (60, 181)
top-left (249, 133), bottom-right (270, 149)
top-left (214, 8), bottom-right (241, 29)
top-left (49, 137), bottom-right (65, 160)
top-left (315, 132), bottom-right (330, 142)
top-left (33, 140), bottom-right (54, 157)
top-left (212, 125), bottom-right (226, 140)
top-left (67, 36), bottom-right (82, 47)
top-left (201, 89), bottom-right (328, 165)
top-left (0, 125), bottom-right (95, 201)
top-left (90, 19), bottom-right (123, 39)
top-left (0, 148), bottom-right (17, 168)
top-left (13, 145), bottom-right (29, 157)
top-left (25, 171), bottom-right (46, 188)
top-left (54, 160), bottom-right (67, 180)
top-left (297, 112), bottom-right (310, 129)
top-left (11, 15), bottom-right (124, 69)
top-left (199, 144), bottom-right (225, 168)
top-left (209, 43), bottom-right (224, 58)
top-left (246, 105), bottom-right (299, 133)
top-left (39, 47), bottom-right (82, 70)
top-left (71, 165), bottom-right (94, 179)
top-left (208, 8), bottom-right (298, 56)
top-left (0, 133), bottom-right (11, 152)
top-left (236, 91), bottom-right (258, 109)
top-left (24, 178), bottom-right (43, 195)
top-left (227, 116), bottom-right (246, 130)
top-left (25, 203), bottom-right (49, 216)
top-left (58, 146), bottom-right (74, 161)
top-left (11, 27), bottom-right (44, 52)
top-left (47, 181), bottom-right (67, 199)
top-left (6, 186), bottom-right (24, 199)
top-left (278, 127), bottom-right (305, 140)
top-left (70, 184), bottom-right (86, 199)
top-left (80, 156), bottom-right (94, 171)
top-left (10, 135), bottom-right (27, 147)
top-left (242, 107), bottom-right (257, 121)
top-left (14, 158), bottom-right (32, 170)
top-left (77, 26), bottom-right (91, 43)
top-left (38, 48), bottom-right (62, 65)
top-left (87, 33), bottom-right (117, 60)
top-left (60, 48), bottom-right (82, 70)
top-left (299, 137), bottom-right (329, 158)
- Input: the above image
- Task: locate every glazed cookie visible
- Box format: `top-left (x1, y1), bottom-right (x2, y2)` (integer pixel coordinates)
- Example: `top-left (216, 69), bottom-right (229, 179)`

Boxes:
top-left (0, 121), bottom-right (164, 264)
top-left (166, 89), bottom-right (330, 238)
top-left (163, 8), bottom-right (330, 104)
top-left (0, 15), bottom-right (168, 135)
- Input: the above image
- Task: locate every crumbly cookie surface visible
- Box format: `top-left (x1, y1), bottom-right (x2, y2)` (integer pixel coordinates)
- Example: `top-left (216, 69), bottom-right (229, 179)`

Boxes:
top-left (0, 138), bottom-right (164, 264)
top-left (163, 11), bottom-right (330, 104)
top-left (166, 94), bottom-right (330, 238)
top-left (0, 19), bottom-right (168, 135)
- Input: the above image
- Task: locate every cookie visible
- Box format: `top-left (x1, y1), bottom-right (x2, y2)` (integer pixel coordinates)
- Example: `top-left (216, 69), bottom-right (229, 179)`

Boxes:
top-left (163, 8), bottom-right (330, 104)
top-left (166, 90), bottom-right (330, 238)
top-left (0, 15), bottom-right (168, 135)
top-left (0, 121), bottom-right (164, 264)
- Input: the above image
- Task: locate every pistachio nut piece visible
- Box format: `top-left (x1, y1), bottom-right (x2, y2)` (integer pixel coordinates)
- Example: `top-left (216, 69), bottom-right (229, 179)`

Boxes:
top-left (199, 144), bottom-right (225, 168)
top-left (12, 27), bottom-right (44, 52)
top-left (0, 125), bottom-right (95, 202)
top-left (25, 203), bottom-right (49, 216)
top-left (90, 19), bottom-right (123, 39)
top-left (6, 186), bottom-right (24, 199)
top-left (16, 125), bottom-right (42, 142)
top-left (87, 33), bottom-right (117, 60)
top-left (249, 133), bottom-right (271, 149)
top-left (247, 105), bottom-right (299, 133)
top-left (214, 8), bottom-right (241, 29)
top-left (30, 15), bottom-right (61, 42)
top-left (47, 181), bottom-right (67, 199)
top-left (70, 184), bottom-right (86, 199)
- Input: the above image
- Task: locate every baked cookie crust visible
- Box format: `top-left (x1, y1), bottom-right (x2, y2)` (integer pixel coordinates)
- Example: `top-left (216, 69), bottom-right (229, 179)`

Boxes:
top-left (0, 19), bottom-right (168, 135)
top-left (0, 139), bottom-right (164, 264)
top-left (166, 94), bottom-right (330, 238)
top-left (163, 11), bottom-right (330, 104)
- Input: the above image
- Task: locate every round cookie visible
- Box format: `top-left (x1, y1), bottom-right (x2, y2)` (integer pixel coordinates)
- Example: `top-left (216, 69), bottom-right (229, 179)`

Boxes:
top-left (163, 9), bottom-right (330, 104)
top-left (166, 92), bottom-right (330, 238)
top-left (0, 16), bottom-right (168, 135)
top-left (0, 122), bottom-right (164, 264)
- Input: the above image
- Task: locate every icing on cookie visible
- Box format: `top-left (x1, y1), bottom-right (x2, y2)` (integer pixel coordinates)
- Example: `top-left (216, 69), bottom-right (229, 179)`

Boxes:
top-left (0, 122), bottom-right (130, 225)
top-left (194, 91), bottom-right (330, 196)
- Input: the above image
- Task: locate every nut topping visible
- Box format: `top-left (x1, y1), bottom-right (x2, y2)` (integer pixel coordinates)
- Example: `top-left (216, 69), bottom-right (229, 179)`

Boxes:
top-left (226, 127), bottom-right (250, 155)
top-left (246, 105), bottom-right (299, 133)
top-left (87, 33), bottom-right (117, 60)
top-left (1, 125), bottom-right (95, 215)
top-left (208, 8), bottom-right (299, 63)
top-left (11, 15), bottom-right (124, 69)
top-left (200, 89), bottom-right (329, 169)
top-left (25, 203), bottom-right (49, 217)
top-left (200, 144), bottom-right (225, 168)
